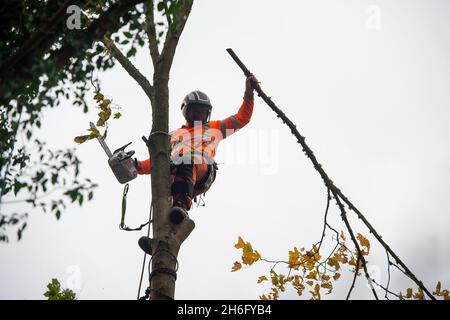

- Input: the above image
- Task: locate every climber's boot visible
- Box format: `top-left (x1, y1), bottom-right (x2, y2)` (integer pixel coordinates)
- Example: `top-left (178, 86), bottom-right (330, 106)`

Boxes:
top-left (169, 205), bottom-right (189, 225)
top-left (138, 236), bottom-right (154, 255)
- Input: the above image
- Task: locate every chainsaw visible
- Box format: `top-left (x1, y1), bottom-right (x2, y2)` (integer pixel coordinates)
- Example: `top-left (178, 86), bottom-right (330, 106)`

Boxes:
top-left (90, 122), bottom-right (137, 184)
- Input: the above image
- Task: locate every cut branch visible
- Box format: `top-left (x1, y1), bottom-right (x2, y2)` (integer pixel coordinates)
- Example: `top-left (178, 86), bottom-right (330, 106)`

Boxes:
top-left (226, 48), bottom-right (436, 300)
top-left (332, 190), bottom-right (379, 300)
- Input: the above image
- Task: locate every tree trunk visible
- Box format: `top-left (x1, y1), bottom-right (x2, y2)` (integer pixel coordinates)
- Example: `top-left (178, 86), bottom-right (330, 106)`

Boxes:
top-left (147, 76), bottom-right (196, 299)
top-left (146, 1), bottom-right (194, 300)
top-left (102, 0), bottom-right (194, 300)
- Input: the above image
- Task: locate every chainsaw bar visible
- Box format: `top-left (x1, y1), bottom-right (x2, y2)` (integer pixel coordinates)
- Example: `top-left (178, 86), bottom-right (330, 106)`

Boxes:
top-left (90, 122), bottom-right (113, 158)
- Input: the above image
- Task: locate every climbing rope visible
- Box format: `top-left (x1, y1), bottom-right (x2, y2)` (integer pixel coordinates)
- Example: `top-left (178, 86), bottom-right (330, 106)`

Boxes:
top-left (136, 200), bottom-right (153, 300)
top-left (115, 181), bottom-right (155, 299)
top-left (120, 183), bottom-right (151, 231)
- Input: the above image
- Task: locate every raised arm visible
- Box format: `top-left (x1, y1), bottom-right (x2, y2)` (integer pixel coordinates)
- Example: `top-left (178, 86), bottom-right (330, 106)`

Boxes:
top-left (212, 75), bottom-right (257, 139)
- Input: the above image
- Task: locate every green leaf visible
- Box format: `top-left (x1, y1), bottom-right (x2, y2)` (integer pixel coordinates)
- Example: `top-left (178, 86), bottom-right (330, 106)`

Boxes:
top-left (13, 180), bottom-right (26, 196)
top-left (157, 1), bottom-right (165, 12)
top-left (51, 173), bottom-right (58, 185)
top-left (126, 47), bottom-right (137, 58)
top-left (43, 278), bottom-right (76, 300)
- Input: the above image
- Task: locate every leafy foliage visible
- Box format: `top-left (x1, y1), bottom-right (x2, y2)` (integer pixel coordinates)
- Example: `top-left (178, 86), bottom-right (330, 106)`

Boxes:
top-left (232, 233), bottom-right (359, 300)
top-left (43, 278), bottom-right (76, 300)
top-left (0, 135), bottom-right (97, 242)
top-left (74, 90), bottom-right (122, 144)
top-left (232, 234), bottom-right (449, 300)
top-left (0, 0), bottom-right (160, 242)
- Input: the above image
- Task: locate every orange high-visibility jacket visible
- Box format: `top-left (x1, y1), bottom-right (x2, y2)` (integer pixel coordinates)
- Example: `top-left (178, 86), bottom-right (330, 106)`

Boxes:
top-left (137, 98), bottom-right (254, 174)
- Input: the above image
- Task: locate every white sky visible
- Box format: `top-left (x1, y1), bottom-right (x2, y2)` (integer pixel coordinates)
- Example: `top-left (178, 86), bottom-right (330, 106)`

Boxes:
top-left (1, 0), bottom-right (449, 300)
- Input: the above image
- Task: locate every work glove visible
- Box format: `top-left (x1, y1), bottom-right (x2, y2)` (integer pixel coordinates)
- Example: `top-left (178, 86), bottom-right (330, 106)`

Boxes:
top-left (244, 74), bottom-right (258, 100)
top-left (134, 158), bottom-right (142, 171)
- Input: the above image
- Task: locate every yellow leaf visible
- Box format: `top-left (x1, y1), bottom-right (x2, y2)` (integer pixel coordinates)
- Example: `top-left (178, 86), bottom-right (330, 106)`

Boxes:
top-left (306, 281), bottom-right (314, 287)
top-left (97, 108), bottom-right (111, 127)
top-left (99, 99), bottom-right (111, 110)
top-left (414, 288), bottom-right (424, 300)
top-left (405, 288), bottom-right (413, 299)
top-left (314, 283), bottom-right (321, 300)
top-left (434, 281), bottom-right (441, 295)
top-left (114, 112), bottom-right (122, 119)
top-left (270, 271), bottom-right (279, 286)
top-left (349, 257), bottom-right (356, 266)
top-left (357, 233), bottom-right (370, 252)
top-left (257, 276), bottom-right (268, 284)
top-left (241, 244), bottom-right (260, 265)
top-left (289, 247), bottom-right (301, 269)
top-left (88, 127), bottom-right (100, 136)
top-left (321, 275), bottom-right (330, 281)
top-left (340, 231), bottom-right (346, 241)
top-left (242, 251), bottom-right (259, 265)
top-left (234, 236), bottom-right (245, 249)
top-left (327, 258), bottom-right (340, 270)
top-left (321, 282), bottom-right (332, 289)
top-left (306, 271), bottom-right (318, 280)
top-left (231, 261), bottom-right (242, 272)
top-left (74, 135), bottom-right (90, 144)
top-left (443, 291), bottom-right (449, 300)
top-left (305, 259), bottom-right (316, 271)
top-left (94, 92), bottom-right (104, 102)
top-left (333, 273), bottom-right (341, 281)
top-left (259, 294), bottom-right (268, 300)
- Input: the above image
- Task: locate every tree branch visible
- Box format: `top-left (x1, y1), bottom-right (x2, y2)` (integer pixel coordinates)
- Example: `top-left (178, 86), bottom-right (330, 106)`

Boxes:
top-left (1, 0), bottom-right (144, 99)
top-left (347, 253), bottom-right (360, 300)
top-left (144, 0), bottom-right (160, 68)
top-left (1, 187), bottom-right (62, 205)
top-left (101, 35), bottom-right (154, 102)
top-left (332, 189), bottom-right (379, 299)
top-left (158, 0), bottom-right (193, 77)
top-left (226, 48), bottom-right (436, 300)
top-left (0, 0), bottom-right (79, 75)
top-left (317, 187), bottom-right (331, 252)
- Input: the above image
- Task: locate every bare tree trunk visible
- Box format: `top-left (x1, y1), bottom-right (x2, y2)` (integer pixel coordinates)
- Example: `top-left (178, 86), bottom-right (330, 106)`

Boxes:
top-left (146, 0), bottom-right (194, 300)
top-left (104, 0), bottom-right (194, 299)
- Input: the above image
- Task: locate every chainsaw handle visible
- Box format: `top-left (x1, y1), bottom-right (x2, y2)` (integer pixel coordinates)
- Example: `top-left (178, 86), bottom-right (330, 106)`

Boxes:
top-left (125, 150), bottom-right (135, 158)
top-left (113, 142), bottom-right (133, 154)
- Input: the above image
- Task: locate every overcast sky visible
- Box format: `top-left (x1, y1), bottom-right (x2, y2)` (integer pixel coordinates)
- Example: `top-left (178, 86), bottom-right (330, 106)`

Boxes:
top-left (1, 0), bottom-right (449, 300)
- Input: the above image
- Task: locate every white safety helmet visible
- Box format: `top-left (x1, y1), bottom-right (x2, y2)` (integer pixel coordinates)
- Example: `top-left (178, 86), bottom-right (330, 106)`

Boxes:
top-left (181, 90), bottom-right (212, 123)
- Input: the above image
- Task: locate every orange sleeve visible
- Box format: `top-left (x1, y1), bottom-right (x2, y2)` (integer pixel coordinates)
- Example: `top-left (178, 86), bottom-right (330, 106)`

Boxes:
top-left (234, 98), bottom-right (254, 128)
top-left (137, 158), bottom-right (151, 175)
top-left (211, 98), bottom-right (254, 139)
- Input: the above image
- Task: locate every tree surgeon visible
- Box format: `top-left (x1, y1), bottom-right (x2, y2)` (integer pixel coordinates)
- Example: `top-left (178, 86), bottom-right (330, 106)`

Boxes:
top-left (135, 75), bottom-right (257, 229)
